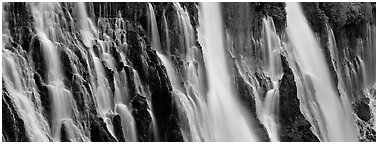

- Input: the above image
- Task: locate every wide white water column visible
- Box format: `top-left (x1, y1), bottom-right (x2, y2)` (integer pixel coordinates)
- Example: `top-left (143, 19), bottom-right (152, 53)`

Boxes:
top-left (286, 2), bottom-right (358, 142)
top-left (199, 2), bottom-right (259, 141)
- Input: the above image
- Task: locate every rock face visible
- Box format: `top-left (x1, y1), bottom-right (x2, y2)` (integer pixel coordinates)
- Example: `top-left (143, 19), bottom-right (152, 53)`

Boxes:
top-left (90, 116), bottom-right (117, 142)
top-left (2, 84), bottom-right (30, 142)
top-left (278, 55), bottom-right (319, 142)
top-left (131, 94), bottom-right (153, 141)
top-left (112, 115), bottom-right (125, 142)
top-left (354, 101), bottom-right (371, 122)
top-left (2, 2), bottom-right (375, 142)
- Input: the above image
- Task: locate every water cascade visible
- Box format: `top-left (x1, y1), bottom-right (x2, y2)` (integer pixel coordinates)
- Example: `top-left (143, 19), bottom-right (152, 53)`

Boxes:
top-left (200, 2), bottom-right (258, 141)
top-left (254, 16), bottom-right (284, 142)
top-left (148, 3), bottom-right (209, 141)
top-left (286, 2), bottom-right (358, 141)
top-left (327, 22), bottom-right (376, 141)
top-left (2, 2), bottom-right (375, 142)
top-left (3, 48), bottom-right (51, 142)
top-left (31, 3), bottom-right (88, 141)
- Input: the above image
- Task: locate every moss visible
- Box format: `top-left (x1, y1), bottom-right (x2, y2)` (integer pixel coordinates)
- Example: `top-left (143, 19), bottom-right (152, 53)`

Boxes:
top-left (254, 2), bottom-right (286, 34)
top-left (301, 3), bottom-right (329, 34)
top-left (222, 2), bottom-right (286, 36)
top-left (316, 2), bottom-right (375, 29)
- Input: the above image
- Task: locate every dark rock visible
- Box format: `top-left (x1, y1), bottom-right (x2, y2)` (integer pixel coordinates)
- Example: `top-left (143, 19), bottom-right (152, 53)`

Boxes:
top-left (2, 82), bottom-right (30, 142)
top-left (33, 73), bottom-right (52, 126)
top-left (123, 65), bottom-right (138, 100)
top-left (92, 44), bottom-right (101, 58)
top-left (279, 55), bottom-right (319, 142)
top-left (222, 2), bottom-right (286, 38)
top-left (60, 47), bottom-right (74, 87)
top-left (146, 48), bottom-right (183, 141)
top-left (90, 115), bottom-right (117, 142)
top-left (112, 115), bottom-right (126, 142)
top-left (70, 74), bottom-right (92, 123)
top-left (15, 26), bottom-right (34, 52)
top-left (255, 71), bottom-right (273, 97)
top-left (166, 113), bottom-right (184, 142)
top-left (301, 3), bottom-right (329, 35)
top-left (30, 35), bottom-right (47, 82)
top-left (234, 73), bottom-right (270, 142)
top-left (104, 66), bottom-right (115, 94)
top-left (126, 30), bottom-right (150, 82)
top-left (354, 101), bottom-right (371, 122)
top-left (60, 122), bottom-right (70, 142)
top-left (227, 50), bottom-right (270, 141)
top-left (131, 94), bottom-right (153, 141)
top-left (124, 22), bottom-right (184, 141)
top-left (3, 2), bottom-right (34, 35)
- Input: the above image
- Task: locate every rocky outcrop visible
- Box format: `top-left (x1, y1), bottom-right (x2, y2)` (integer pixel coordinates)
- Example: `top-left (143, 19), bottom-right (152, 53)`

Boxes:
top-left (89, 116), bottom-right (117, 142)
top-left (122, 21), bottom-right (184, 141)
top-left (131, 94), bottom-right (153, 141)
top-left (60, 122), bottom-right (70, 142)
top-left (278, 55), bottom-right (319, 142)
top-left (2, 83), bottom-right (30, 142)
top-left (112, 115), bottom-right (126, 142)
top-left (233, 68), bottom-right (270, 142)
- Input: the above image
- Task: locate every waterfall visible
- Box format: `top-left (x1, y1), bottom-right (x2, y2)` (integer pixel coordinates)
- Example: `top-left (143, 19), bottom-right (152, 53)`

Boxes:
top-left (31, 3), bottom-right (88, 141)
top-left (286, 2), bottom-right (358, 141)
top-left (327, 20), bottom-right (376, 141)
top-left (148, 3), bottom-right (161, 52)
top-left (254, 16), bottom-right (283, 142)
top-left (114, 104), bottom-right (137, 141)
top-left (148, 3), bottom-right (209, 141)
top-left (78, 3), bottom-right (119, 140)
top-left (162, 11), bottom-right (170, 55)
top-left (3, 2), bottom-right (375, 142)
top-left (78, 2), bottom-right (96, 47)
top-left (157, 53), bottom-right (208, 141)
top-left (199, 2), bottom-right (258, 141)
top-left (3, 48), bottom-right (51, 142)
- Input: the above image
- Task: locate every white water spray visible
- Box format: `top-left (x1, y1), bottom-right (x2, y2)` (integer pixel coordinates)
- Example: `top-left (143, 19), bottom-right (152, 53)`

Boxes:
top-left (200, 2), bottom-right (258, 141)
top-left (31, 3), bottom-right (88, 141)
top-left (286, 2), bottom-right (358, 142)
top-left (254, 17), bottom-right (283, 142)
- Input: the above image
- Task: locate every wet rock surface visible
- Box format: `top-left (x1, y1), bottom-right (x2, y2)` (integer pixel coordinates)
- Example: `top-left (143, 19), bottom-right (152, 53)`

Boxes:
top-left (2, 2), bottom-right (375, 142)
top-left (354, 100), bottom-right (372, 122)
top-left (112, 115), bottom-right (126, 142)
top-left (131, 94), bottom-right (153, 142)
top-left (278, 55), bottom-right (319, 142)
top-left (89, 116), bottom-right (117, 142)
top-left (2, 84), bottom-right (30, 142)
